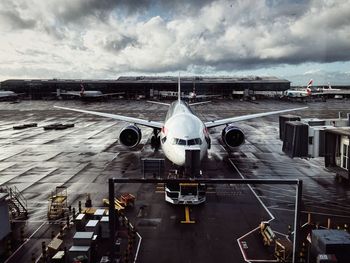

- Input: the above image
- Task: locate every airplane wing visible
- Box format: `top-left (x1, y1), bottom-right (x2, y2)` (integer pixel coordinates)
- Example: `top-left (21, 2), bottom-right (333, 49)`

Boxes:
top-left (147, 101), bottom-right (171, 106)
top-left (101, 92), bottom-right (125, 97)
top-left (60, 92), bottom-right (81, 97)
top-left (54, 106), bottom-right (163, 129)
top-left (194, 94), bottom-right (221, 99)
top-left (189, 101), bottom-right (211, 106)
top-left (205, 106), bottom-right (308, 129)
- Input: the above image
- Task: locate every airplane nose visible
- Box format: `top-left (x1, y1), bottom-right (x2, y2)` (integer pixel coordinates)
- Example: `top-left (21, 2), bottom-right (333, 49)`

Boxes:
top-left (173, 151), bottom-right (186, 166)
top-left (170, 147), bottom-right (186, 166)
top-left (171, 146), bottom-right (203, 166)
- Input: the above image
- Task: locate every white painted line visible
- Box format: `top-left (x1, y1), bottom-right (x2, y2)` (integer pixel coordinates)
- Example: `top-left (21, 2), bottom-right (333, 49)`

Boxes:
top-left (5, 222), bottom-right (46, 263)
top-left (229, 159), bottom-right (275, 220)
top-left (247, 260), bottom-right (278, 262)
top-left (230, 159), bottom-right (276, 263)
top-left (134, 232), bottom-right (142, 263)
top-left (249, 259), bottom-right (278, 262)
top-left (239, 226), bottom-right (260, 240)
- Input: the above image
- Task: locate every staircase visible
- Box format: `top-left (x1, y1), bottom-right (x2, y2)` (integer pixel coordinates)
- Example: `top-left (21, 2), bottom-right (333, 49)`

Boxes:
top-left (0, 185), bottom-right (28, 220)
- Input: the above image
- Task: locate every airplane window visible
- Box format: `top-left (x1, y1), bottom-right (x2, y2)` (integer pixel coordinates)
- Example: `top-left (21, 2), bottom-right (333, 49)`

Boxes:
top-left (178, 139), bottom-right (186, 145)
top-left (172, 138), bottom-right (187, 145)
top-left (188, 138), bottom-right (202, 145)
top-left (187, 139), bottom-right (196, 145)
top-left (161, 137), bottom-right (167, 144)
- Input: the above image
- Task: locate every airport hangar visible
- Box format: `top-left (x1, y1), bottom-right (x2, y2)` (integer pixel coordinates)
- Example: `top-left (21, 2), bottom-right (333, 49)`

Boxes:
top-left (0, 76), bottom-right (290, 99)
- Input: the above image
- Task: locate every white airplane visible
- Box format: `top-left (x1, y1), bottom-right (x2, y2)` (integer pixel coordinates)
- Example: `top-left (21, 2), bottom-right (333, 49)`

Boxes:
top-left (186, 87), bottom-right (221, 101)
top-left (0, 90), bottom-right (24, 101)
top-left (160, 85), bottom-right (220, 101)
top-left (319, 83), bottom-right (340, 91)
top-left (284, 79), bottom-right (315, 98)
top-left (55, 77), bottom-right (307, 166)
top-left (57, 85), bottom-right (124, 100)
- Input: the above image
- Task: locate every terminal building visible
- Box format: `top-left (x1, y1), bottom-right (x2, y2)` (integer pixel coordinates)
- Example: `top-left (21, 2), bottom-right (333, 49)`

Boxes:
top-left (0, 76), bottom-right (290, 99)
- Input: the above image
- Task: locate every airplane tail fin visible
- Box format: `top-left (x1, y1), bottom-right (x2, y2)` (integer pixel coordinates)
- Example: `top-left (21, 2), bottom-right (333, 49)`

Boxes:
top-left (328, 82), bottom-right (332, 89)
top-left (306, 79), bottom-right (313, 95)
top-left (178, 74), bottom-right (181, 102)
top-left (306, 79), bottom-right (313, 89)
top-left (80, 83), bottom-right (85, 95)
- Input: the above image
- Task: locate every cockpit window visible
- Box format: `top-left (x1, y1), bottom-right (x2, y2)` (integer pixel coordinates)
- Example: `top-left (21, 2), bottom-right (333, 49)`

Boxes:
top-left (178, 139), bottom-right (186, 145)
top-left (187, 138), bottom-right (202, 145)
top-left (172, 138), bottom-right (202, 146)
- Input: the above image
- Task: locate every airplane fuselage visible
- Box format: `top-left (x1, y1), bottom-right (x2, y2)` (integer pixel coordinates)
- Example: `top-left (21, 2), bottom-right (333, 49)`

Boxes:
top-left (160, 101), bottom-right (209, 166)
top-left (80, 90), bottom-right (103, 97)
top-left (284, 90), bottom-right (310, 98)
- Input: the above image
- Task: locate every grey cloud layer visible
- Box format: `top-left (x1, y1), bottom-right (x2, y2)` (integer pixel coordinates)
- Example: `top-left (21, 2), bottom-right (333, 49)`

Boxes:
top-left (0, 0), bottom-right (349, 80)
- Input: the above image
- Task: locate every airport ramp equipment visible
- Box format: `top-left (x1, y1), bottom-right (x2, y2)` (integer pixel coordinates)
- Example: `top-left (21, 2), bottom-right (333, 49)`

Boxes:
top-left (103, 193), bottom-right (135, 211)
top-left (274, 238), bottom-right (292, 262)
top-left (260, 221), bottom-right (276, 246)
top-left (103, 198), bottom-right (125, 212)
top-left (0, 185), bottom-right (28, 219)
top-left (48, 186), bottom-right (68, 220)
top-left (118, 193), bottom-right (135, 207)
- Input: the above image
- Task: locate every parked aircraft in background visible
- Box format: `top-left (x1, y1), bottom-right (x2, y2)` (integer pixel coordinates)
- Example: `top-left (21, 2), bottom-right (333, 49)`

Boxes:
top-left (160, 86), bottom-right (220, 101)
top-left (284, 79), bottom-right (315, 98)
top-left (185, 87), bottom-right (221, 101)
top-left (55, 77), bottom-right (307, 166)
top-left (0, 90), bottom-right (24, 101)
top-left (56, 85), bottom-right (124, 100)
top-left (317, 83), bottom-right (340, 92)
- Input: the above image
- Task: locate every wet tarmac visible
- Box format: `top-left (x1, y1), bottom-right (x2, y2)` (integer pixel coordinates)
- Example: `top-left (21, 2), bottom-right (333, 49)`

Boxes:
top-left (0, 99), bottom-right (350, 262)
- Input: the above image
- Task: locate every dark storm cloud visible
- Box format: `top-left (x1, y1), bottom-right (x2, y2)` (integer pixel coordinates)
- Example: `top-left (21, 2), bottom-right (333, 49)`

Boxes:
top-left (53, 0), bottom-right (217, 24)
top-left (104, 35), bottom-right (139, 52)
top-left (266, 0), bottom-right (311, 18)
top-left (0, 9), bottom-right (36, 29)
top-left (55, 0), bottom-right (151, 23)
top-left (1, 0), bottom-right (350, 81)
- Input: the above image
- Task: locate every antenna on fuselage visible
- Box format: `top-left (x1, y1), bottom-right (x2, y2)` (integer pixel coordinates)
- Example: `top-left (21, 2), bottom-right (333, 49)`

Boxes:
top-left (178, 73), bottom-right (181, 102)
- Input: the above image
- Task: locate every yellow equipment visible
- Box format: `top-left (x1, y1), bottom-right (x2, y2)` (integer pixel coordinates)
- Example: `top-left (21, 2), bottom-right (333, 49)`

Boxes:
top-left (274, 238), bottom-right (292, 262)
top-left (103, 198), bottom-right (125, 212)
top-left (48, 186), bottom-right (68, 220)
top-left (103, 193), bottom-right (135, 211)
top-left (118, 193), bottom-right (135, 207)
top-left (260, 221), bottom-right (276, 246)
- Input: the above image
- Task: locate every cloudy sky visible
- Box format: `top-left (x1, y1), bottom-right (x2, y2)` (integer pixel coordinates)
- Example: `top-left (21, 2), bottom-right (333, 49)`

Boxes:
top-left (1, 0), bottom-right (349, 85)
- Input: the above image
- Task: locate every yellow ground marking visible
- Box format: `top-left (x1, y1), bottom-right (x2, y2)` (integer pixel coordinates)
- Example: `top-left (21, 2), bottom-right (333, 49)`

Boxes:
top-left (181, 206), bottom-right (195, 224)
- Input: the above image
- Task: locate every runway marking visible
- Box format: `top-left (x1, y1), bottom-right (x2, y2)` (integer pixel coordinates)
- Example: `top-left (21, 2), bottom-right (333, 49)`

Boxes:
top-left (181, 206), bottom-right (195, 224)
top-left (230, 159), bottom-right (277, 263)
top-left (134, 232), bottom-right (142, 263)
top-left (229, 159), bottom-right (275, 220)
top-left (4, 222), bottom-right (46, 263)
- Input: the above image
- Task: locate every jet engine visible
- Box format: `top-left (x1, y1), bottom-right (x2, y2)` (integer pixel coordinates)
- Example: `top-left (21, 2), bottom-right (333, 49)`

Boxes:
top-left (221, 125), bottom-right (245, 149)
top-left (119, 125), bottom-right (142, 148)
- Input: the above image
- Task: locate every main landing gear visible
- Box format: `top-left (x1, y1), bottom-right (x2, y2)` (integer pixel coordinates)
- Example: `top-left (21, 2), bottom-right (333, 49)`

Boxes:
top-left (151, 128), bottom-right (160, 150)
